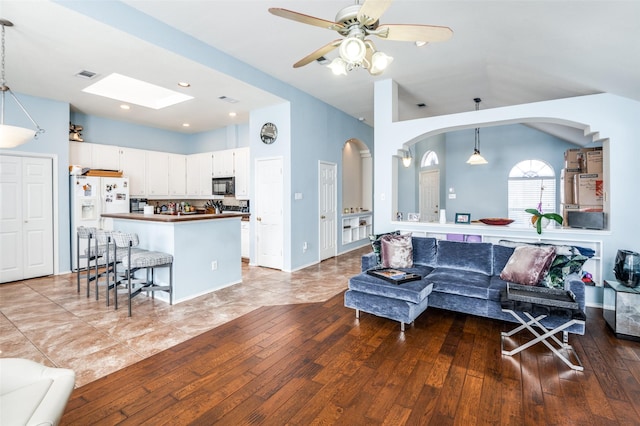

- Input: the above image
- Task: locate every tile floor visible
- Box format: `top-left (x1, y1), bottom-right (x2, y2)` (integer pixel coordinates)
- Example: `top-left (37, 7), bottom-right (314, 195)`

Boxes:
top-left (0, 247), bottom-right (367, 387)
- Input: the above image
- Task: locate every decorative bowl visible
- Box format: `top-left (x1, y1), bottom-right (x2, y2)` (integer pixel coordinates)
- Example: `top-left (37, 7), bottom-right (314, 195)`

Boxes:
top-left (479, 218), bottom-right (514, 226)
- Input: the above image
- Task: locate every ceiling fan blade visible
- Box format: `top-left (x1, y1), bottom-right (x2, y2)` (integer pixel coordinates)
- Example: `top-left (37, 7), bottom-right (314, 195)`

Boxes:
top-left (269, 8), bottom-right (342, 30)
top-left (293, 40), bottom-right (342, 68)
top-left (377, 24), bottom-right (453, 42)
top-left (358, 0), bottom-right (393, 26)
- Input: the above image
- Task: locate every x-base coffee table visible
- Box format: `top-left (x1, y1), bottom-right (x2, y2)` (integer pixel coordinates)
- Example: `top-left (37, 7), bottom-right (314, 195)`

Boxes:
top-left (501, 283), bottom-right (586, 371)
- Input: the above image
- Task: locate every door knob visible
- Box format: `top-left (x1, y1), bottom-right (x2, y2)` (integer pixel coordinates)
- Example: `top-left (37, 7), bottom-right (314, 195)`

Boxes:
top-left (321, 215), bottom-right (326, 219)
top-left (257, 217), bottom-right (262, 222)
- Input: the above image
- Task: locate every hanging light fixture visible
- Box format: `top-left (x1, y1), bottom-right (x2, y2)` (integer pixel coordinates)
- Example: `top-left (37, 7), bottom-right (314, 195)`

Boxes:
top-left (0, 19), bottom-right (44, 149)
top-left (466, 97), bottom-right (488, 165)
top-left (402, 148), bottom-right (413, 168)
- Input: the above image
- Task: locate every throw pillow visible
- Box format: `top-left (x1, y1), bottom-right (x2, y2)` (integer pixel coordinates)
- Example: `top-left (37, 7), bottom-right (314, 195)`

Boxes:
top-left (380, 233), bottom-right (413, 268)
top-left (500, 245), bottom-right (556, 286)
top-left (540, 254), bottom-right (590, 289)
top-left (369, 231), bottom-right (400, 264)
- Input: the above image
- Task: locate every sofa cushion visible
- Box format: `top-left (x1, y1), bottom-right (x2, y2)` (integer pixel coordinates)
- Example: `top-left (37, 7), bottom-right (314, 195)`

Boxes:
top-left (381, 233), bottom-right (413, 268)
top-left (412, 237), bottom-right (437, 267)
top-left (428, 267), bottom-right (492, 299)
top-left (493, 244), bottom-right (515, 276)
top-left (349, 269), bottom-right (433, 304)
top-left (436, 240), bottom-right (493, 275)
top-left (500, 245), bottom-right (556, 286)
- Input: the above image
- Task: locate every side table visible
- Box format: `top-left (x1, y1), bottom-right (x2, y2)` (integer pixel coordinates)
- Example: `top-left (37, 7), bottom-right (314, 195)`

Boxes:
top-left (603, 279), bottom-right (640, 341)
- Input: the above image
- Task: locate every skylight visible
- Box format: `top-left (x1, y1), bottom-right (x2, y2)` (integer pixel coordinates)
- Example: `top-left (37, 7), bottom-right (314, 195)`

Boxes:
top-left (82, 73), bottom-right (193, 109)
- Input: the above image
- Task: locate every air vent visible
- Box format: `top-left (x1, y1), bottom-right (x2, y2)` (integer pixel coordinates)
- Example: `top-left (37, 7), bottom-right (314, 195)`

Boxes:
top-left (75, 70), bottom-right (97, 79)
top-left (417, 103), bottom-right (427, 108)
top-left (218, 95), bottom-right (239, 104)
top-left (316, 56), bottom-right (330, 65)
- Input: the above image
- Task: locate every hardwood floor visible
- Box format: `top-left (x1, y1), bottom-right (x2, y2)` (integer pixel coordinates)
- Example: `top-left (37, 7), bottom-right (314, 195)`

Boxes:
top-left (62, 292), bottom-right (640, 424)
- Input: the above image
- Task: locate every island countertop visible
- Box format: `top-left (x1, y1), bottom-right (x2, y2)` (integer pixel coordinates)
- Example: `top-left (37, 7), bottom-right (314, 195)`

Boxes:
top-left (101, 212), bottom-right (248, 223)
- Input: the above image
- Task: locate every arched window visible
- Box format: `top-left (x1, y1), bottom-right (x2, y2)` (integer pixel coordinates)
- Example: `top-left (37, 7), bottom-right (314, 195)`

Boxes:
top-left (420, 150), bottom-right (439, 168)
top-left (508, 160), bottom-right (557, 225)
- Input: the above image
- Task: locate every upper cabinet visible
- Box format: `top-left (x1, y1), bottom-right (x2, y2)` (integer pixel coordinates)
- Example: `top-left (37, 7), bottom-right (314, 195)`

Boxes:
top-left (146, 151), bottom-right (169, 197)
top-left (212, 150), bottom-right (234, 177)
top-left (186, 155), bottom-right (200, 197)
top-left (168, 154), bottom-right (186, 196)
top-left (197, 153), bottom-right (214, 197)
top-left (70, 141), bottom-right (120, 171)
top-left (120, 147), bottom-right (147, 196)
top-left (233, 147), bottom-right (250, 200)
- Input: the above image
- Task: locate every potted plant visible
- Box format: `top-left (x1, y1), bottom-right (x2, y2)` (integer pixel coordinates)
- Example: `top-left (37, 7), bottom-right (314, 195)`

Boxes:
top-left (526, 181), bottom-right (563, 234)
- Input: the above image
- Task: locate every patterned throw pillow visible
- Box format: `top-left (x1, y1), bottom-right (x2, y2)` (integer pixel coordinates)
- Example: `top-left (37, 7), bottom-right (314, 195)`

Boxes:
top-left (500, 245), bottom-right (556, 286)
top-left (369, 231), bottom-right (400, 264)
top-left (380, 233), bottom-right (414, 268)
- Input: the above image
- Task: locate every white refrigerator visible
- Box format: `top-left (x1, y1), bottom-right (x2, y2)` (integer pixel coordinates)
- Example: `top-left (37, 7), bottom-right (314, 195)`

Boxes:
top-left (70, 175), bottom-right (130, 270)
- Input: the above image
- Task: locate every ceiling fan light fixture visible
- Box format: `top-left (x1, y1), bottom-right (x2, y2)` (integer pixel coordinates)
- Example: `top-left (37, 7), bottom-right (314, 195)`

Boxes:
top-left (339, 36), bottom-right (366, 64)
top-left (370, 51), bottom-right (393, 74)
top-left (328, 57), bottom-right (348, 75)
top-left (0, 19), bottom-right (44, 149)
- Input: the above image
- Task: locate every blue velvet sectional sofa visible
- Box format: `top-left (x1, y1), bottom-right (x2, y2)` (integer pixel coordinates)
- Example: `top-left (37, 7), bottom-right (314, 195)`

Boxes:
top-left (344, 236), bottom-right (587, 334)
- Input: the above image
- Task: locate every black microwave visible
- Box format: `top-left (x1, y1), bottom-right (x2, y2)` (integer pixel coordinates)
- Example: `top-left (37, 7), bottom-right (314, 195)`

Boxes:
top-left (212, 176), bottom-right (235, 195)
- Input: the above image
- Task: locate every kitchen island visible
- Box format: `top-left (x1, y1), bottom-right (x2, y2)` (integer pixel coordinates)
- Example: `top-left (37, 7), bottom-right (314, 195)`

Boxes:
top-left (102, 212), bottom-right (244, 304)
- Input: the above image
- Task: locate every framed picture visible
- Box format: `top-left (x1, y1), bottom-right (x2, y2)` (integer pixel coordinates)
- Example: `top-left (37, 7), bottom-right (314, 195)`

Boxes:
top-left (407, 212), bottom-right (420, 222)
top-left (455, 213), bottom-right (471, 224)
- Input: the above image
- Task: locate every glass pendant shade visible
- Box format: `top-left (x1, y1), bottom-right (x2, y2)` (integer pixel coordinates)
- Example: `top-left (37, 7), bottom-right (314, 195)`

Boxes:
top-left (370, 51), bottom-right (393, 75)
top-left (0, 123), bottom-right (36, 148)
top-left (339, 37), bottom-right (366, 63)
top-left (328, 58), bottom-right (348, 75)
top-left (466, 149), bottom-right (488, 165)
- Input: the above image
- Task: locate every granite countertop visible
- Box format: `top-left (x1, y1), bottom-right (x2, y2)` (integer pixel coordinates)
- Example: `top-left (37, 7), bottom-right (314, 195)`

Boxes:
top-left (102, 212), bottom-right (249, 223)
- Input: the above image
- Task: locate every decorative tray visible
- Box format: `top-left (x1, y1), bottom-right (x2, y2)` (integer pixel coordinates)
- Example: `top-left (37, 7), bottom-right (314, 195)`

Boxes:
top-left (479, 218), bottom-right (514, 226)
top-left (505, 283), bottom-right (578, 309)
top-left (367, 268), bottom-right (422, 285)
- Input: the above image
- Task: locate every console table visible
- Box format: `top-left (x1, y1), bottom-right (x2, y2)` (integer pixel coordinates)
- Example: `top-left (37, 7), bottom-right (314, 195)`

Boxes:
top-left (603, 279), bottom-right (640, 341)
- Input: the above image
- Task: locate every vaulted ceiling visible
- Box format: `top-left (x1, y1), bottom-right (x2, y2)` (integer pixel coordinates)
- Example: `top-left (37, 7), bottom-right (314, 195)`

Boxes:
top-left (2, 1), bottom-right (639, 145)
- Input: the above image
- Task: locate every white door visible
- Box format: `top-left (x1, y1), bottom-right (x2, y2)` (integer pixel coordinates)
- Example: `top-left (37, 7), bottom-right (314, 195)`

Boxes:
top-left (319, 162), bottom-right (337, 261)
top-left (419, 170), bottom-right (440, 222)
top-left (255, 157), bottom-right (283, 270)
top-left (1, 155), bottom-right (53, 283)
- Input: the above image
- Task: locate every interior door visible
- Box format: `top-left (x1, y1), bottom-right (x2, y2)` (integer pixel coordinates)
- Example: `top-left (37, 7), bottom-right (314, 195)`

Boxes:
top-left (319, 161), bottom-right (336, 261)
top-left (255, 157), bottom-right (284, 270)
top-left (419, 170), bottom-right (440, 223)
top-left (0, 155), bottom-right (53, 283)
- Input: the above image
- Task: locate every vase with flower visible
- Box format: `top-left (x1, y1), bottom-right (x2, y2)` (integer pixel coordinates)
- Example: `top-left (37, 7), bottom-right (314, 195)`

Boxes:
top-left (525, 182), bottom-right (563, 234)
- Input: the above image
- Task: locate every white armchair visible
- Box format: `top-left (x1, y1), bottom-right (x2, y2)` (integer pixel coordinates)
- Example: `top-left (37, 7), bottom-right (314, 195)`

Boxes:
top-left (0, 358), bottom-right (75, 426)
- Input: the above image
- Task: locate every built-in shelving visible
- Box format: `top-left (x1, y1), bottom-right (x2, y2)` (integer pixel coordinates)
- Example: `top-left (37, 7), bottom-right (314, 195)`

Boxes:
top-left (342, 213), bottom-right (372, 245)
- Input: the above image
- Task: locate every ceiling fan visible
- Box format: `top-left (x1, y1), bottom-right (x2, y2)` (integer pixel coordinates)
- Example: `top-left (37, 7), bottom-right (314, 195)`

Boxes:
top-left (269, 0), bottom-right (453, 75)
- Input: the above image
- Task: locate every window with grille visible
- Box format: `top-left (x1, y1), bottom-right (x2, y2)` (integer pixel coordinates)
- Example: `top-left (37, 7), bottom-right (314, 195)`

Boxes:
top-left (508, 160), bottom-right (556, 226)
top-left (420, 150), bottom-right (439, 167)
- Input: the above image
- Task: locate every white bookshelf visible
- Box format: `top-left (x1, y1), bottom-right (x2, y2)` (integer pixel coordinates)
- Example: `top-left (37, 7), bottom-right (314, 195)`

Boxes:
top-left (342, 213), bottom-right (373, 245)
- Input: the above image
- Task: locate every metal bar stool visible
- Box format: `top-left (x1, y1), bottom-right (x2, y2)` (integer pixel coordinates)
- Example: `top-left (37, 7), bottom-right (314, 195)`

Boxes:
top-left (112, 232), bottom-right (173, 316)
top-left (76, 226), bottom-right (100, 298)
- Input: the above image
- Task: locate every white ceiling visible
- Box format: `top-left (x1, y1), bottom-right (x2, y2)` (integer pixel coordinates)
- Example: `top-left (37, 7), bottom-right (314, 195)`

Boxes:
top-left (2, 1), bottom-right (639, 143)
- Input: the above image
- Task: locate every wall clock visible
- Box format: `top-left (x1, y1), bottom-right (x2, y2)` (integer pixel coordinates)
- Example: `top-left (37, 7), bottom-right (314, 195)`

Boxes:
top-left (260, 122), bottom-right (278, 144)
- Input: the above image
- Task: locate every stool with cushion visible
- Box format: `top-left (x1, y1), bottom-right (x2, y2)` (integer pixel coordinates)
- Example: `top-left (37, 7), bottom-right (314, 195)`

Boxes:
top-left (76, 226), bottom-right (101, 298)
top-left (112, 232), bottom-right (173, 316)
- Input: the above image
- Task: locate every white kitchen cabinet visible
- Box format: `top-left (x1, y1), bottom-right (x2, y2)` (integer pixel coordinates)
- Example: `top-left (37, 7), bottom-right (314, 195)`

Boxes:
top-left (169, 153), bottom-right (186, 196)
top-left (146, 151), bottom-right (169, 197)
top-left (69, 141), bottom-right (120, 170)
top-left (91, 143), bottom-right (121, 170)
top-left (233, 147), bottom-right (250, 199)
top-left (119, 147), bottom-right (146, 196)
top-left (212, 149), bottom-right (234, 177)
top-left (69, 141), bottom-right (92, 167)
top-left (186, 154), bottom-right (200, 196)
top-left (198, 152), bottom-right (213, 196)
top-left (241, 220), bottom-right (250, 259)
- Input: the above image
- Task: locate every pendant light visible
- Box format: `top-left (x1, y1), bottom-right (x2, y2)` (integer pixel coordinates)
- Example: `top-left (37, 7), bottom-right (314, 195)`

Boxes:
top-left (466, 97), bottom-right (488, 165)
top-left (0, 19), bottom-right (44, 149)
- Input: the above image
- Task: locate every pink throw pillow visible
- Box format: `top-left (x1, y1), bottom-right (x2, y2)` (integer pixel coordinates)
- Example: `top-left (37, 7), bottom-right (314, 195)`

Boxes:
top-left (500, 245), bottom-right (556, 286)
top-left (380, 233), bottom-right (413, 268)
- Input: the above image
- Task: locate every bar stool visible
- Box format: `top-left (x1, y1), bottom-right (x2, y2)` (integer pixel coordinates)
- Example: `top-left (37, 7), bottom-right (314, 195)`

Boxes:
top-left (112, 232), bottom-right (173, 316)
top-left (76, 226), bottom-right (100, 298)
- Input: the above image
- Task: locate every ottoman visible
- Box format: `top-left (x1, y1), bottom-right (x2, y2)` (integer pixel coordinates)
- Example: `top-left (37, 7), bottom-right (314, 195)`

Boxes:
top-left (344, 271), bottom-right (433, 331)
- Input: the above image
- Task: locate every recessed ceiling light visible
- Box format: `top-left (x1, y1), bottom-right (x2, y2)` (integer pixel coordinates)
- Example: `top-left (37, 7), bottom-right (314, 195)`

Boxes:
top-left (229, 112), bottom-right (237, 117)
top-left (415, 41), bottom-right (428, 47)
top-left (82, 73), bottom-right (194, 109)
top-left (120, 104), bottom-right (130, 110)
top-left (178, 81), bottom-right (191, 88)
top-left (182, 123), bottom-right (190, 127)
